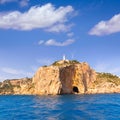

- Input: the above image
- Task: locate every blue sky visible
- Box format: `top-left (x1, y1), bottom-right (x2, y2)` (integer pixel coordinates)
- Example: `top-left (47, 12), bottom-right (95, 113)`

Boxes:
top-left (0, 0), bottom-right (120, 81)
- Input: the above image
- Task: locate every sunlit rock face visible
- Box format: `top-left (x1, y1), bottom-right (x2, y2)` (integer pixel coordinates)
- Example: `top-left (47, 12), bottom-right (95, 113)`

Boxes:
top-left (0, 78), bottom-right (34, 95)
top-left (60, 63), bottom-right (96, 94)
top-left (1, 60), bottom-right (120, 95)
top-left (32, 66), bottom-right (62, 95)
top-left (32, 60), bottom-right (96, 95)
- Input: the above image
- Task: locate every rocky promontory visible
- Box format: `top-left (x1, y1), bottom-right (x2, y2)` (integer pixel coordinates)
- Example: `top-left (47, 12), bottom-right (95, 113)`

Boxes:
top-left (33, 60), bottom-right (96, 95)
top-left (0, 60), bottom-right (120, 95)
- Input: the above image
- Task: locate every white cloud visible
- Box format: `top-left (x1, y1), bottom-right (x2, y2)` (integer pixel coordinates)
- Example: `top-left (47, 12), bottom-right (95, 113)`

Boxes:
top-left (1, 67), bottom-right (23, 75)
top-left (0, 67), bottom-right (34, 81)
top-left (94, 62), bottom-right (120, 76)
top-left (67, 32), bottom-right (74, 37)
top-left (1, 67), bottom-right (33, 76)
top-left (0, 3), bottom-right (74, 31)
top-left (0, 75), bottom-right (7, 81)
top-left (43, 39), bottom-right (75, 46)
top-left (46, 23), bottom-right (73, 32)
top-left (19, 0), bottom-right (29, 7)
top-left (38, 40), bottom-right (44, 45)
top-left (89, 13), bottom-right (120, 36)
top-left (36, 58), bottom-right (53, 66)
top-left (0, 0), bottom-right (29, 7)
top-left (0, 0), bottom-right (16, 4)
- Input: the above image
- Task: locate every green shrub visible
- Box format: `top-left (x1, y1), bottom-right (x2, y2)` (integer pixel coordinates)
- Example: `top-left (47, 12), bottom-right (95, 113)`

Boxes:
top-left (52, 60), bottom-right (80, 66)
top-left (69, 60), bottom-right (79, 64)
top-left (43, 65), bottom-right (47, 67)
top-left (52, 61), bottom-right (60, 66)
top-left (0, 80), bottom-right (14, 93)
top-left (95, 72), bottom-right (120, 86)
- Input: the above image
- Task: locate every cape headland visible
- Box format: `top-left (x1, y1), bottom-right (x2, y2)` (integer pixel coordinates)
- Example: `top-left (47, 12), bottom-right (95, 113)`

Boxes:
top-left (1, 59), bottom-right (120, 95)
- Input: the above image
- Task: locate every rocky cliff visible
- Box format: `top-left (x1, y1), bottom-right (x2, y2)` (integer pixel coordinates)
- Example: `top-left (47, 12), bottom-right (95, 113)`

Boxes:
top-left (87, 73), bottom-right (120, 94)
top-left (0, 60), bottom-right (120, 95)
top-left (0, 78), bottom-right (34, 95)
top-left (32, 60), bottom-right (96, 95)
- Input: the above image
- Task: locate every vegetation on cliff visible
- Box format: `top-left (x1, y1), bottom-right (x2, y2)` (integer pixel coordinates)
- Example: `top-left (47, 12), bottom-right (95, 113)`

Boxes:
top-left (94, 72), bottom-right (120, 86)
top-left (52, 60), bottom-right (80, 66)
top-left (0, 80), bottom-right (14, 94)
top-left (1, 60), bottom-right (120, 95)
top-left (0, 78), bottom-right (34, 95)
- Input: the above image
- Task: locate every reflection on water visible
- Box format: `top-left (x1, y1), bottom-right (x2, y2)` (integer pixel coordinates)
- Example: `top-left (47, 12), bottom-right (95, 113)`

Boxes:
top-left (0, 94), bottom-right (120, 120)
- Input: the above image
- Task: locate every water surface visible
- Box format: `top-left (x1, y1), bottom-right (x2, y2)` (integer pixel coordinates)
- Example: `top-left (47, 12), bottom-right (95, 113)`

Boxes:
top-left (0, 94), bottom-right (120, 120)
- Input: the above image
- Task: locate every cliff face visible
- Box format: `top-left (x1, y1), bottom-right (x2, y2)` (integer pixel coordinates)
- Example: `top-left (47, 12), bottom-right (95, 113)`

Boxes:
top-left (32, 61), bottom-right (96, 95)
top-left (87, 73), bottom-right (120, 94)
top-left (1, 60), bottom-right (120, 95)
top-left (32, 66), bottom-right (62, 95)
top-left (60, 63), bottom-right (96, 94)
top-left (0, 78), bottom-right (34, 95)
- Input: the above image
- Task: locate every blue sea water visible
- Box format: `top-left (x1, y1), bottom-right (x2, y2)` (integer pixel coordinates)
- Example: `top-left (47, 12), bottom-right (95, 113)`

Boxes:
top-left (0, 94), bottom-right (120, 120)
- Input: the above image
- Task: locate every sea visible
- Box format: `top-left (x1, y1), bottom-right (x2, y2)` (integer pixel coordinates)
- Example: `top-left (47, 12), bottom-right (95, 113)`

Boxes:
top-left (0, 94), bottom-right (120, 120)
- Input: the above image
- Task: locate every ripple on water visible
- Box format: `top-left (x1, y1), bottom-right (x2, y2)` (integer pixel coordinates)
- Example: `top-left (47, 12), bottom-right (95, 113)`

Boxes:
top-left (0, 94), bottom-right (120, 120)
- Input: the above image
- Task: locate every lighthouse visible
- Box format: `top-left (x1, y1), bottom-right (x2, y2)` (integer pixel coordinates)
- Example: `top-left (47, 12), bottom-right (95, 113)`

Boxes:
top-left (63, 55), bottom-right (66, 61)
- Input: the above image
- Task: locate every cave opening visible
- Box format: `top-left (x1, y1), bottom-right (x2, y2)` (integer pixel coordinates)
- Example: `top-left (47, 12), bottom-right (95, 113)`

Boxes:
top-left (73, 86), bottom-right (79, 93)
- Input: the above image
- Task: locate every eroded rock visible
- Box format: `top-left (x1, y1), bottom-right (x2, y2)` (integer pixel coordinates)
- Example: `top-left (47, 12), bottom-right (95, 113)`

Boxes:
top-left (32, 60), bottom-right (96, 95)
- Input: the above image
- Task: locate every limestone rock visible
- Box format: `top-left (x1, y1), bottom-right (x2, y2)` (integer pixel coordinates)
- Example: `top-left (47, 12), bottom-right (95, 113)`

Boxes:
top-left (33, 66), bottom-right (62, 95)
top-left (32, 60), bottom-right (96, 95)
top-left (87, 73), bottom-right (120, 94)
top-left (0, 78), bottom-right (34, 95)
top-left (1, 60), bottom-right (120, 95)
top-left (60, 63), bottom-right (96, 94)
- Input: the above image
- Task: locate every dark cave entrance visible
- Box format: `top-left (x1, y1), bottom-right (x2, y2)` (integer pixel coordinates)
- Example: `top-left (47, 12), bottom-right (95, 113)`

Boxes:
top-left (73, 86), bottom-right (79, 93)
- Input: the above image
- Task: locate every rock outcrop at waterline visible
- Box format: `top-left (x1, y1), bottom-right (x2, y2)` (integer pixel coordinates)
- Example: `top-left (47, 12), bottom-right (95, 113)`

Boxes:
top-left (1, 60), bottom-right (120, 95)
top-left (87, 72), bottom-right (120, 94)
top-left (0, 78), bottom-right (34, 95)
top-left (32, 61), bottom-right (96, 95)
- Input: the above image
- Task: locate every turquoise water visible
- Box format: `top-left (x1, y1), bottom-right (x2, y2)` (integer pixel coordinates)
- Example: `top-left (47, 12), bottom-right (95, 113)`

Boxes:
top-left (0, 94), bottom-right (120, 120)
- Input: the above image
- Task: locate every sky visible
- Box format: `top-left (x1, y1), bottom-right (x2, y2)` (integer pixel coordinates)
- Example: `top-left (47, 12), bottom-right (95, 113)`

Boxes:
top-left (0, 0), bottom-right (120, 81)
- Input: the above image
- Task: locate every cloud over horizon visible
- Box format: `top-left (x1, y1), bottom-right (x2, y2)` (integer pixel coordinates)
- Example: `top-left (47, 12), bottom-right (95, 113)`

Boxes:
top-left (0, 0), bottom-right (16, 4)
top-left (0, 0), bottom-right (29, 7)
top-left (36, 58), bottom-right (54, 66)
top-left (19, 0), bottom-right (29, 7)
top-left (89, 13), bottom-right (120, 36)
top-left (1, 67), bottom-right (33, 76)
top-left (46, 23), bottom-right (73, 33)
top-left (38, 39), bottom-right (75, 46)
top-left (0, 3), bottom-right (74, 32)
top-left (94, 62), bottom-right (120, 77)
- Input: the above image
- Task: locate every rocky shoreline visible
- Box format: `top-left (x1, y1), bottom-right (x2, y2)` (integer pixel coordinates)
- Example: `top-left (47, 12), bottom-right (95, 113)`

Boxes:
top-left (0, 60), bottom-right (120, 95)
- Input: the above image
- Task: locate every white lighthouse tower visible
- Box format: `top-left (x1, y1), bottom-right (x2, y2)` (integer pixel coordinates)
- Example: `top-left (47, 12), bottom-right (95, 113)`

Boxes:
top-left (63, 54), bottom-right (66, 61)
